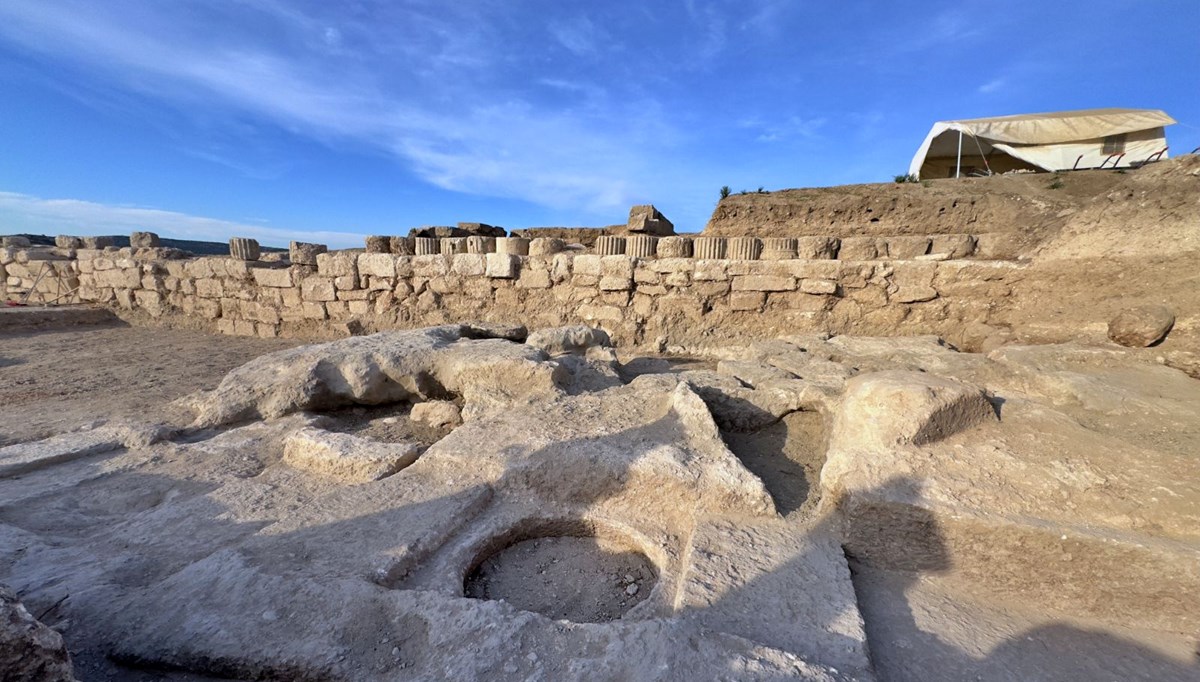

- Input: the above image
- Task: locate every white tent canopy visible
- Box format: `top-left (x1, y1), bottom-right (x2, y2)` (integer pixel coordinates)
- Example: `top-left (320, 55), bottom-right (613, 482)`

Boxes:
top-left (909, 108), bottom-right (1175, 179)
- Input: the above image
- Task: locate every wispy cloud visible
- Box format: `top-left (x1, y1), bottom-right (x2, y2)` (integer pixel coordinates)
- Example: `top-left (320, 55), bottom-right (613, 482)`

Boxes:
top-left (977, 77), bottom-right (1007, 94)
top-left (0, 191), bottom-right (366, 248)
top-left (0, 2), bottom-right (668, 214)
top-left (738, 115), bottom-right (827, 143)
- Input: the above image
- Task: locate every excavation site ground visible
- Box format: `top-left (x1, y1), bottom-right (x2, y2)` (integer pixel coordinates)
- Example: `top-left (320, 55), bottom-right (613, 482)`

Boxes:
top-left (2, 157), bottom-right (1199, 681)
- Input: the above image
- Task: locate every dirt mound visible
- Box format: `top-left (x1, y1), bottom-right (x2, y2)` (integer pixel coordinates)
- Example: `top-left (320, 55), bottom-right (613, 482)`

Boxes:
top-left (703, 156), bottom-right (1200, 261)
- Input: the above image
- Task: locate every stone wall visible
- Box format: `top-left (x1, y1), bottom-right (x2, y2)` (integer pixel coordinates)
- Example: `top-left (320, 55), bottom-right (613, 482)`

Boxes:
top-left (1, 241), bottom-right (1023, 351)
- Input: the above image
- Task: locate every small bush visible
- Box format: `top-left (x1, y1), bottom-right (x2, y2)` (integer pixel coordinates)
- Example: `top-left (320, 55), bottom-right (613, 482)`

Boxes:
top-left (894, 173), bottom-right (918, 183)
top-left (719, 186), bottom-right (731, 200)
top-left (1048, 175), bottom-right (1065, 190)
top-left (757, 186), bottom-right (765, 193)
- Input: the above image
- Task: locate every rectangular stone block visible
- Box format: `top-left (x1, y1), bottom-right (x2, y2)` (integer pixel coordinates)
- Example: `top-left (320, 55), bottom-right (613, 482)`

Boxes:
top-left (486, 253), bottom-right (519, 279)
top-left (251, 266), bottom-right (294, 288)
top-left (451, 254), bottom-right (486, 277)
top-left (730, 291), bottom-right (766, 311)
top-left (301, 277), bottom-right (337, 302)
top-left (572, 254), bottom-right (602, 277)
top-left (358, 252), bottom-right (396, 278)
top-left (693, 260), bottom-right (728, 282)
top-left (317, 251), bottom-right (359, 278)
top-left (732, 275), bottom-right (796, 292)
top-left (800, 278), bottom-right (838, 295)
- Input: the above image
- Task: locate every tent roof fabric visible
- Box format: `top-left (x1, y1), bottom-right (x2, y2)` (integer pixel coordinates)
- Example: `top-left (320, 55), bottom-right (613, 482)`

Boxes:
top-left (928, 108), bottom-right (1176, 145)
top-left (909, 108), bottom-right (1176, 177)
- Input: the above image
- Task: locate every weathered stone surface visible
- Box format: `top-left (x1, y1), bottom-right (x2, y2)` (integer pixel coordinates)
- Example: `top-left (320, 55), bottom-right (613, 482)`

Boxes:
top-left (358, 253), bottom-right (396, 278)
top-left (410, 400), bottom-right (463, 429)
top-left (800, 278), bottom-right (838, 295)
top-left (760, 238), bottom-right (797, 260)
top-left (414, 237), bottom-right (439, 256)
top-left (187, 326), bottom-right (567, 427)
top-left (595, 236), bottom-right (626, 256)
top-left (656, 236), bottom-right (692, 258)
top-left (54, 235), bottom-right (84, 249)
top-left (627, 204), bottom-right (675, 236)
top-left (1, 236), bottom-right (32, 248)
top-left (1107, 305), bottom-right (1175, 347)
top-left (440, 237), bottom-right (467, 256)
top-left (886, 236), bottom-right (931, 259)
top-left (526, 325), bottom-right (612, 355)
top-left (732, 275), bottom-right (795, 292)
top-left (496, 237), bottom-right (530, 256)
top-left (0, 585), bottom-right (77, 681)
top-left (290, 241), bottom-right (327, 265)
top-left (284, 427), bottom-right (419, 482)
top-left (693, 237), bottom-right (726, 260)
top-left (130, 231), bottom-right (160, 248)
top-left (796, 236), bottom-right (840, 260)
top-left (625, 234), bottom-right (657, 258)
top-left (831, 370), bottom-right (996, 449)
top-left (837, 236), bottom-right (884, 260)
top-left (465, 236), bottom-right (496, 254)
top-left (727, 237), bottom-right (762, 261)
top-left (300, 277), bottom-right (337, 302)
top-left (930, 234), bottom-right (977, 259)
top-left (250, 266), bottom-right (293, 288)
top-left (455, 221), bottom-right (506, 237)
top-left (528, 238), bottom-right (564, 257)
top-left (229, 237), bottom-right (261, 261)
top-left (82, 236), bottom-right (115, 249)
top-left (485, 253), bottom-right (519, 279)
top-left (365, 235), bottom-right (391, 253)
top-left (389, 236), bottom-right (415, 256)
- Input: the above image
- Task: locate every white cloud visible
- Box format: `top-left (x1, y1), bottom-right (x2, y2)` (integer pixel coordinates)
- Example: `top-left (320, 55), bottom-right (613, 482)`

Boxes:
top-left (978, 77), bottom-right (1007, 94)
top-left (0, 191), bottom-right (367, 249)
top-left (0, 2), bottom-right (669, 214)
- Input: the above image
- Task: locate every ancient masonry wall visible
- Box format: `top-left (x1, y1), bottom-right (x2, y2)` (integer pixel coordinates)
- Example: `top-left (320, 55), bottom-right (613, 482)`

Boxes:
top-left (1, 239), bottom-right (1023, 349)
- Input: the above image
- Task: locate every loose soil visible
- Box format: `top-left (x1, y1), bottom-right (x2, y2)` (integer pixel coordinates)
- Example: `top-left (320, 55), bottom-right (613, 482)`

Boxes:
top-left (0, 322), bottom-right (300, 446)
top-left (721, 410), bottom-right (827, 518)
top-left (464, 536), bottom-right (656, 623)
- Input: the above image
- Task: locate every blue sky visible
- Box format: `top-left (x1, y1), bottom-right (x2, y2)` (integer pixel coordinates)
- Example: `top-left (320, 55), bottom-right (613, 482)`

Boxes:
top-left (0, 1), bottom-right (1197, 248)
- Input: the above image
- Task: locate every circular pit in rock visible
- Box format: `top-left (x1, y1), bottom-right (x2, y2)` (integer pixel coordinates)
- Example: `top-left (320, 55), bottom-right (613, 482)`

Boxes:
top-left (464, 535), bottom-right (657, 623)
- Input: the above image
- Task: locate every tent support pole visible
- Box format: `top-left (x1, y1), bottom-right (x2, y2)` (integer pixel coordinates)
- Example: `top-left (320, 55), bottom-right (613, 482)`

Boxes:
top-left (956, 130), bottom-right (963, 178)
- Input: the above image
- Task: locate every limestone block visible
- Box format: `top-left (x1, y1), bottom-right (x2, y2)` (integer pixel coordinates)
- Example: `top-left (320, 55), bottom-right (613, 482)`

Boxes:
top-left (130, 231), bottom-right (160, 248)
top-left (516, 268), bottom-right (552, 289)
top-left (251, 266), bottom-right (294, 288)
top-left (732, 275), bottom-right (796, 292)
top-left (1, 236), bottom-right (32, 248)
top-left (485, 253), bottom-right (519, 279)
top-left (358, 253), bottom-right (396, 278)
top-left (302, 302), bottom-right (327, 319)
top-left (365, 235), bottom-right (390, 253)
top-left (389, 236), bottom-right (415, 256)
top-left (528, 238), bottom-right (565, 257)
top-left (55, 235), bottom-right (84, 249)
top-left (656, 236), bottom-right (693, 258)
top-left (576, 303), bottom-right (623, 322)
top-left (693, 260), bottom-right (729, 281)
top-left (526, 325), bottom-right (612, 355)
top-left (82, 236), bottom-right (115, 249)
top-left (831, 370), bottom-right (996, 449)
top-left (465, 236), bottom-right (496, 254)
top-left (413, 255), bottom-right (449, 278)
top-left (837, 236), bottom-right (886, 260)
top-left (760, 238), bottom-right (797, 260)
top-left (627, 204), bottom-right (675, 235)
top-left (730, 291), bottom-right (766, 311)
top-left (496, 237), bottom-right (531, 256)
top-left (450, 253), bottom-right (486, 277)
top-left (572, 254), bottom-right (602, 277)
top-left (301, 277), bottom-right (337, 302)
top-left (229, 237), bottom-right (261, 261)
top-left (1107, 305), bottom-right (1175, 347)
top-left (885, 236), bottom-right (930, 259)
top-left (94, 267), bottom-right (141, 289)
top-left (796, 236), bottom-right (840, 260)
top-left (727, 237), bottom-right (762, 261)
top-left (800, 278), bottom-right (839, 295)
top-left (930, 234), bottom-right (977, 259)
top-left (414, 237), bottom-right (439, 256)
top-left (316, 251), bottom-right (358, 279)
top-left (410, 400), bottom-right (463, 429)
top-left (595, 235), bottom-right (626, 256)
top-left (284, 427), bottom-right (419, 483)
top-left (693, 237), bottom-right (727, 260)
top-left (290, 241), bottom-right (327, 265)
top-left (626, 234), bottom-right (658, 258)
top-left (974, 233), bottom-right (1022, 260)
top-left (440, 237), bottom-right (467, 256)
top-left (894, 286), bottom-right (938, 303)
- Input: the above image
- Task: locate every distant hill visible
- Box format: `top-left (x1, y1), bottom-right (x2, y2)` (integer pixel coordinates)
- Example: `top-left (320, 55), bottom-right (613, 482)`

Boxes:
top-left (10, 234), bottom-right (285, 255)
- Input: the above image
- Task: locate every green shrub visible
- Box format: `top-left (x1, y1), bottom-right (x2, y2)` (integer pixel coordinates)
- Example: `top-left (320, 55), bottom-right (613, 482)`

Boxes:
top-left (719, 185), bottom-right (731, 200)
top-left (893, 173), bottom-right (918, 183)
